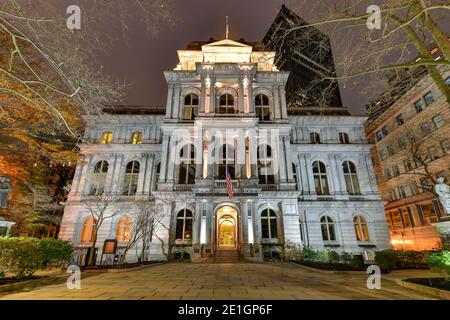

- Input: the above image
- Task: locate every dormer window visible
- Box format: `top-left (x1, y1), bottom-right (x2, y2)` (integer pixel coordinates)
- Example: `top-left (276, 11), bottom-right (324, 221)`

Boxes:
top-left (217, 94), bottom-right (236, 114)
top-left (182, 93), bottom-right (199, 120)
top-left (310, 132), bottom-right (321, 144)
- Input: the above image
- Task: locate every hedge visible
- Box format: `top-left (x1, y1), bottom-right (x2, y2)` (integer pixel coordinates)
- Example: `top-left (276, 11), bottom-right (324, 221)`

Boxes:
top-left (427, 250), bottom-right (450, 277)
top-left (375, 249), bottom-right (435, 272)
top-left (0, 237), bottom-right (73, 278)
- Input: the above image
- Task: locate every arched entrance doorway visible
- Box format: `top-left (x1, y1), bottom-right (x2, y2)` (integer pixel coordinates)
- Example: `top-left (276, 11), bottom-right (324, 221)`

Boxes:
top-left (216, 205), bottom-right (239, 249)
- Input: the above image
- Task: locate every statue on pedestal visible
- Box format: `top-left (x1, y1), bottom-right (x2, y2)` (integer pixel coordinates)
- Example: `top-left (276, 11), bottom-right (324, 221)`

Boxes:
top-left (435, 177), bottom-right (450, 216)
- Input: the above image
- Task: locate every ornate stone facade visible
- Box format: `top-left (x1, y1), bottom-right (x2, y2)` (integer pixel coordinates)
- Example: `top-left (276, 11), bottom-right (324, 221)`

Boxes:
top-left (59, 38), bottom-right (391, 264)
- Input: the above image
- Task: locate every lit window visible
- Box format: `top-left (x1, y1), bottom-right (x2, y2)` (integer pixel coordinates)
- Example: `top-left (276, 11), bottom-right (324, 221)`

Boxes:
top-left (131, 132), bottom-right (143, 144)
top-left (183, 93), bottom-right (199, 120)
top-left (175, 208), bottom-right (193, 241)
top-left (338, 132), bottom-right (349, 144)
top-left (342, 161), bottom-right (361, 195)
top-left (313, 161), bottom-right (329, 195)
top-left (432, 114), bottom-right (443, 129)
top-left (353, 216), bottom-right (369, 241)
top-left (255, 94), bottom-right (271, 121)
top-left (116, 216), bottom-right (132, 241)
top-left (310, 132), bottom-right (321, 144)
top-left (80, 216), bottom-right (96, 243)
top-left (122, 161), bottom-right (140, 195)
top-left (101, 131), bottom-right (113, 144)
top-left (320, 216), bottom-right (336, 241)
top-left (261, 208), bottom-right (278, 239)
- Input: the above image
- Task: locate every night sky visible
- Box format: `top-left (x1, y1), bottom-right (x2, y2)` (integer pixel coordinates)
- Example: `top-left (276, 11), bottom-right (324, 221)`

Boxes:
top-left (98, 1), bottom-right (370, 115)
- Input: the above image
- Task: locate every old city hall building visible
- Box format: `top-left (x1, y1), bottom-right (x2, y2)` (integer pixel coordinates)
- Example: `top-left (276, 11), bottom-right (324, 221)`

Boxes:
top-left (59, 35), bottom-right (391, 264)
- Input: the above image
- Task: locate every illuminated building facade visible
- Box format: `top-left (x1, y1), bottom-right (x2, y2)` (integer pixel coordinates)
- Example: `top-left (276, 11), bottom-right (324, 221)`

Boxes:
top-left (365, 67), bottom-right (450, 251)
top-left (60, 37), bottom-right (390, 264)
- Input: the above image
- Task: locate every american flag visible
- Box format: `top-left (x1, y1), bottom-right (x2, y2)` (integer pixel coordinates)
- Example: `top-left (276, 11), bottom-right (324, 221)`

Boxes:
top-left (226, 166), bottom-right (233, 200)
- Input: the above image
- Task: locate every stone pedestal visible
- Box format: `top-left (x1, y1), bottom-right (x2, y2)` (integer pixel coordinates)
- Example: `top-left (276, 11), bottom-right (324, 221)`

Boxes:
top-left (431, 216), bottom-right (450, 250)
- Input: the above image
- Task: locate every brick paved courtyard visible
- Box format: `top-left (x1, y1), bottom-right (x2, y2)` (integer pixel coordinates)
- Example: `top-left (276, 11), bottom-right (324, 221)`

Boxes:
top-left (0, 262), bottom-right (439, 300)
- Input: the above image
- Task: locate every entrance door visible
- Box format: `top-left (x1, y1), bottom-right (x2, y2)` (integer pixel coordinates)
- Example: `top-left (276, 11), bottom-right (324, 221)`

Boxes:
top-left (218, 216), bottom-right (235, 247)
top-left (216, 205), bottom-right (238, 249)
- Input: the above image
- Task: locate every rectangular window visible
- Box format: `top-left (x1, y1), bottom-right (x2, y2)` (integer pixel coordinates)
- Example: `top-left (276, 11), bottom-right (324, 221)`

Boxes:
top-left (403, 160), bottom-right (412, 172)
top-left (380, 149), bottom-right (388, 161)
top-left (131, 132), bottom-right (143, 144)
top-left (101, 131), bottom-right (113, 144)
top-left (414, 99), bottom-right (424, 113)
top-left (420, 122), bottom-right (431, 135)
top-left (398, 186), bottom-right (407, 199)
top-left (432, 114), bottom-right (443, 129)
top-left (396, 114), bottom-right (404, 126)
top-left (387, 145), bottom-right (394, 156)
top-left (409, 182), bottom-right (418, 195)
top-left (406, 207), bottom-right (416, 227)
top-left (375, 130), bottom-right (383, 142)
top-left (401, 208), bottom-right (412, 228)
top-left (392, 165), bottom-right (400, 176)
top-left (385, 168), bottom-right (391, 179)
top-left (398, 137), bottom-right (406, 149)
top-left (423, 91), bottom-right (434, 106)
top-left (390, 189), bottom-right (397, 201)
top-left (415, 205), bottom-right (425, 226)
top-left (427, 147), bottom-right (435, 161)
top-left (338, 132), bottom-right (350, 144)
top-left (381, 126), bottom-right (389, 136)
top-left (440, 140), bottom-right (449, 155)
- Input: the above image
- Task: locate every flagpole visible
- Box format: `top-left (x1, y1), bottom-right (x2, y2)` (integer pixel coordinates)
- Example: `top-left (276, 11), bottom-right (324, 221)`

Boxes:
top-left (226, 16), bottom-right (229, 39)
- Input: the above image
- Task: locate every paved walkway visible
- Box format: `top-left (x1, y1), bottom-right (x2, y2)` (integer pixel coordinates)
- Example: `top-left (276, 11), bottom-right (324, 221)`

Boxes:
top-left (0, 262), bottom-right (440, 300)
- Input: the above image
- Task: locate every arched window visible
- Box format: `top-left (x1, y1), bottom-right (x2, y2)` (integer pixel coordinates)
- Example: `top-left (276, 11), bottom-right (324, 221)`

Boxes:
top-left (178, 144), bottom-right (196, 184)
top-left (182, 93), bottom-right (199, 120)
top-left (101, 131), bottom-right (113, 144)
top-left (80, 216), bottom-right (96, 243)
top-left (320, 216), bottom-right (336, 241)
top-left (122, 161), bottom-right (140, 195)
top-left (353, 216), bottom-right (369, 241)
top-left (216, 144), bottom-right (236, 179)
top-left (258, 145), bottom-right (274, 184)
top-left (343, 161), bottom-right (361, 195)
top-left (90, 161), bottom-right (109, 195)
top-left (338, 132), bottom-right (349, 144)
top-left (261, 208), bottom-right (278, 239)
top-left (292, 163), bottom-right (298, 190)
top-left (175, 208), bottom-right (193, 241)
top-left (310, 132), bottom-right (321, 144)
top-left (217, 94), bottom-right (235, 114)
top-left (116, 216), bottom-right (132, 241)
top-left (255, 94), bottom-right (271, 121)
top-left (131, 132), bottom-right (143, 144)
top-left (312, 161), bottom-right (329, 195)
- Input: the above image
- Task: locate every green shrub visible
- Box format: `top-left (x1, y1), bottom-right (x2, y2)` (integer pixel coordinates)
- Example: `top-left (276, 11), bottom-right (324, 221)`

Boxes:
top-left (0, 237), bottom-right (73, 278)
top-left (327, 250), bottom-right (340, 263)
top-left (375, 250), bottom-right (397, 272)
top-left (427, 250), bottom-right (450, 278)
top-left (350, 255), bottom-right (364, 269)
top-left (340, 251), bottom-right (352, 264)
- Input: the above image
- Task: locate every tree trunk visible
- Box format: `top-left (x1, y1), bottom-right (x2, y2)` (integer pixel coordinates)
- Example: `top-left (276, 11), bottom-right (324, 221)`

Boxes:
top-left (88, 232), bottom-right (98, 266)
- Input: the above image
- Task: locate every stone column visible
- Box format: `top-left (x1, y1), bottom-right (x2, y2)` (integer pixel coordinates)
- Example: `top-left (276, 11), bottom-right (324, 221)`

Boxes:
top-left (249, 129), bottom-right (258, 179)
top-left (142, 153), bottom-right (154, 196)
top-left (74, 154), bottom-right (93, 196)
top-left (280, 86), bottom-right (288, 119)
top-left (273, 85), bottom-right (281, 119)
top-left (165, 84), bottom-right (174, 119)
top-left (166, 136), bottom-right (177, 184)
top-left (298, 154), bottom-right (309, 194)
top-left (172, 84), bottom-right (181, 119)
top-left (159, 133), bottom-right (170, 183)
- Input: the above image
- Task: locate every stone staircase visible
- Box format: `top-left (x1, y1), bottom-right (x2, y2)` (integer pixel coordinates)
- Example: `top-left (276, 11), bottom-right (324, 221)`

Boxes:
top-left (214, 249), bottom-right (240, 263)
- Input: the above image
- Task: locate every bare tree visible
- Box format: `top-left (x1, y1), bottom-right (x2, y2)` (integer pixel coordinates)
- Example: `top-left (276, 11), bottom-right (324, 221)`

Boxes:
top-left (120, 201), bottom-right (166, 264)
top-left (81, 192), bottom-right (122, 266)
top-left (277, 1), bottom-right (450, 109)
